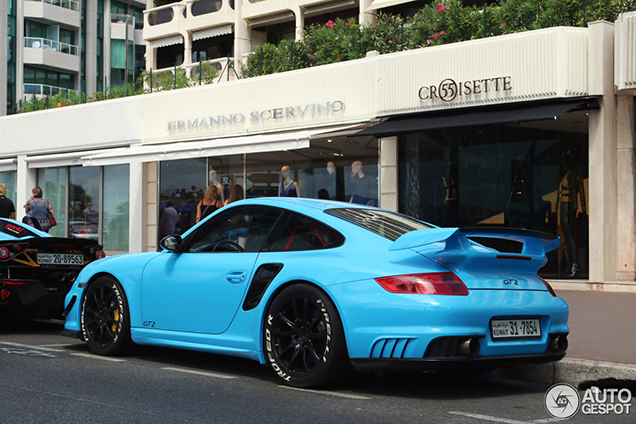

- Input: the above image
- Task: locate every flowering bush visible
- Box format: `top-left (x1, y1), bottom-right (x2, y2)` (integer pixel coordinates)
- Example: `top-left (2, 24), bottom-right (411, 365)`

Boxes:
top-left (303, 18), bottom-right (363, 66)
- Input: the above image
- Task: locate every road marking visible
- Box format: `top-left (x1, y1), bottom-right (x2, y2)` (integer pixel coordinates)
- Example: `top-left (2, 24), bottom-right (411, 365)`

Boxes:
top-left (1, 347), bottom-right (58, 358)
top-left (448, 411), bottom-right (534, 424)
top-left (0, 342), bottom-right (64, 352)
top-left (71, 353), bottom-right (126, 362)
top-left (162, 367), bottom-right (237, 380)
top-left (280, 386), bottom-right (371, 400)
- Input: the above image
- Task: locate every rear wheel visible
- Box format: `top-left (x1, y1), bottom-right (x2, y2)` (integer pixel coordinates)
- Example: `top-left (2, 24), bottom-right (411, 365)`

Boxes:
top-left (264, 284), bottom-right (349, 388)
top-left (81, 276), bottom-right (132, 355)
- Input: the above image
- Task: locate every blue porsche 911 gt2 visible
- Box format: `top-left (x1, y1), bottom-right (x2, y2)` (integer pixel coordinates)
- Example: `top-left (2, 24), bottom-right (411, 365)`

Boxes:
top-left (63, 198), bottom-right (568, 388)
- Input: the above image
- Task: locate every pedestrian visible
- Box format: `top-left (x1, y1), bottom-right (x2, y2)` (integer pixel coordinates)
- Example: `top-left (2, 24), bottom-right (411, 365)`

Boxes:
top-left (224, 184), bottom-right (244, 206)
top-left (159, 200), bottom-right (179, 239)
top-left (0, 184), bottom-right (16, 219)
top-left (196, 185), bottom-right (223, 223)
top-left (24, 186), bottom-right (54, 232)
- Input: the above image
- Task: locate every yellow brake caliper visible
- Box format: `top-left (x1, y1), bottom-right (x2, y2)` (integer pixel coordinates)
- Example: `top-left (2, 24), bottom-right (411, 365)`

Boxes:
top-left (112, 308), bottom-right (120, 333)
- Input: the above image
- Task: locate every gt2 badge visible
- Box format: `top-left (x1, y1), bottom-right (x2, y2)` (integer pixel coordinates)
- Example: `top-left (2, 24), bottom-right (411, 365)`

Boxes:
top-left (503, 279), bottom-right (519, 285)
top-left (143, 321), bottom-right (156, 327)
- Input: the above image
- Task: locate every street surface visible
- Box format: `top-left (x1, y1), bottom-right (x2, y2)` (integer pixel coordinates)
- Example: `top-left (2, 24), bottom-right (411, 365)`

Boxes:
top-left (0, 320), bottom-right (632, 424)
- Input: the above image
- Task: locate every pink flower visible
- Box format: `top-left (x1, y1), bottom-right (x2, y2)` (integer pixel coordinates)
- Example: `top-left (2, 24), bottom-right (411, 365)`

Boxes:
top-left (345, 22), bottom-right (351, 26)
top-left (337, 54), bottom-right (342, 58)
top-left (433, 33), bottom-right (439, 39)
top-left (326, 20), bottom-right (336, 29)
top-left (500, 23), bottom-right (506, 27)
top-left (440, 31), bottom-right (445, 35)
top-left (328, 45), bottom-right (332, 49)
top-left (311, 54), bottom-right (315, 57)
top-left (427, 39), bottom-right (432, 44)
top-left (420, 21), bottom-right (424, 25)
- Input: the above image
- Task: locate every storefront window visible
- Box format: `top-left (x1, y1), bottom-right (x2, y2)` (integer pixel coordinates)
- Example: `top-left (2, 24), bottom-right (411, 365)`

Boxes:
top-left (37, 168), bottom-right (67, 238)
top-left (246, 136), bottom-right (379, 203)
top-left (0, 172), bottom-right (17, 210)
top-left (399, 125), bottom-right (588, 278)
top-left (159, 158), bottom-right (207, 236)
top-left (207, 154), bottom-right (244, 205)
top-left (103, 165), bottom-right (129, 253)
top-left (69, 167), bottom-right (100, 242)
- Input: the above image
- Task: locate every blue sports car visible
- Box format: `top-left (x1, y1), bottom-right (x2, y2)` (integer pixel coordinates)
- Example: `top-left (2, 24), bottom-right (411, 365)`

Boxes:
top-left (63, 198), bottom-right (569, 388)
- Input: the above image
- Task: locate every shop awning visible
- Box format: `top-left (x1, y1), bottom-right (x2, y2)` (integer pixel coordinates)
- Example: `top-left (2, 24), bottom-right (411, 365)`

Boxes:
top-left (0, 158), bottom-right (17, 172)
top-left (366, 0), bottom-right (417, 11)
top-left (351, 99), bottom-right (594, 137)
top-left (25, 149), bottom-right (116, 169)
top-left (81, 124), bottom-right (365, 167)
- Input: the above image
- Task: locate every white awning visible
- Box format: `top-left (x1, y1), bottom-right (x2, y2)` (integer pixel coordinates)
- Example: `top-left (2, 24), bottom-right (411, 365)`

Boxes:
top-left (193, 24), bottom-right (233, 41)
top-left (26, 150), bottom-right (113, 169)
top-left (81, 124), bottom-right (365, 167)
top-left (0, 158), bottom-right (17, 172)
top-left (148, 34), bottom-right (184, 50)
top-left (366, 0), bottom-right (416, 11)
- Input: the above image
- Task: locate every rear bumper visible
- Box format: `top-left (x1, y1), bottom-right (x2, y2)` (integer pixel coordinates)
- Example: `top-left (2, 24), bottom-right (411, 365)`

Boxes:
top-left (350, 351), bottom-right (566, 372)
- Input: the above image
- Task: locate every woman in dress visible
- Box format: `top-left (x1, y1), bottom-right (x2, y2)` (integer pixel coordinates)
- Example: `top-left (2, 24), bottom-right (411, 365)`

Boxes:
top-left (196, 185), bottom-right (223, 223)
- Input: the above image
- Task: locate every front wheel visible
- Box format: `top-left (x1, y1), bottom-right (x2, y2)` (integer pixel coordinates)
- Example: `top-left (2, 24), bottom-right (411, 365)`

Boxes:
top-left (81, 276), bottom-right (132, 355)
top-left (264, 284), bottom-right (350, 388)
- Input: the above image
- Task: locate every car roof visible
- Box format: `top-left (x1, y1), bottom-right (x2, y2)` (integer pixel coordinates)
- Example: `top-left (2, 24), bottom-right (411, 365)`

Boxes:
top-left (232, 197), bottom-right (375, 213)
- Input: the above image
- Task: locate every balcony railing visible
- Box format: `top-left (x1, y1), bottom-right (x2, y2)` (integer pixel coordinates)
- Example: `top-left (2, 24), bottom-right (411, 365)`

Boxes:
top-left (23, 84), bottom-right (78, 99)
top-left (25, 37), bottom-right (80, 56)
top-left (26, 0), bottom-right (80, 12)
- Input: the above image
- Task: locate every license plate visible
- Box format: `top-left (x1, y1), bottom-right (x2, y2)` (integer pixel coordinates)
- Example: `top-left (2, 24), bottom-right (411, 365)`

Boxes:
top-left (491, 318), bottom-right (541, 340)
top-left (37, 253), bottom-right (84, 265)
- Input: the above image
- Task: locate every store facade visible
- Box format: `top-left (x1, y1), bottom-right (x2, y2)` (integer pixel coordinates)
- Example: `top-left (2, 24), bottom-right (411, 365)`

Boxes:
top-left (0, 18), bottom-right (635, 291)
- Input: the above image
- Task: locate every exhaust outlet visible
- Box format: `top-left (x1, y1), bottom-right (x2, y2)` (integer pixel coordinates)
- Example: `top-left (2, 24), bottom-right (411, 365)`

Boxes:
top-left (66, 273), bottom-right (77, 283)
top-left (457, 338), bottom-right (480, 357)
top-left (56, 273), bottom-right (66, 282)
top-left (549, 335), bottom-right (568, 352)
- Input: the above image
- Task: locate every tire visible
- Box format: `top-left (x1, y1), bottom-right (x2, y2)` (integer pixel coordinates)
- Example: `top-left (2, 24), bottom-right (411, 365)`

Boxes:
top-left (264, 284), bottom-right (350, 388)
top-left (81, 276), bottom-right (132, 356)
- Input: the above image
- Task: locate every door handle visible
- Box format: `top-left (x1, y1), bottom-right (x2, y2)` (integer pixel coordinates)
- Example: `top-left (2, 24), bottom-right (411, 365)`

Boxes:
top-left (225, 270), bottom-right (247, 284)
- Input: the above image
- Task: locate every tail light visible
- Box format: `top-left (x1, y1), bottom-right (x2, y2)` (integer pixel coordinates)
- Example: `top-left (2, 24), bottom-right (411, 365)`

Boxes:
top-left (540, 277), bottom-right (557, 297)
top-left (0, 243), bottom-right (28, 261)
top-left (95, 250), bottom-right (106, 260)
top-left (0, 247), bottom-right (9, 260)
top-left (375, 272), bottom-right (469, 295)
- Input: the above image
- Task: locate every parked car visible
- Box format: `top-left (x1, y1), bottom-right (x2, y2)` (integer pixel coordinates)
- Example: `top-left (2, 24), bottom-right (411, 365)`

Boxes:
top-left (63, 198), bottom-right (568, 388)
top-left (0, 218), bottom-right (105, 322)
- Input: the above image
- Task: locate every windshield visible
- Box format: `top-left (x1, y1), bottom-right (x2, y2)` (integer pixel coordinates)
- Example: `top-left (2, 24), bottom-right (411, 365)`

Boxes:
top-left (325, 208), bottom-right (433, 241)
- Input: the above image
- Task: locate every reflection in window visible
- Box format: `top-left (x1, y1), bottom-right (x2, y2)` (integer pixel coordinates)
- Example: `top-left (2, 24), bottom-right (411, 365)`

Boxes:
top-left (0, 172), bottom-right (17, 212)
top-left (37, 168), bottom-right (67, 238)
top-left (69, 167), bottom-right (100, 242)
top-left (160, 158), bottom-right (207, 236)
top-left (398, 125), bottom-right (588, 279)
top-left (103, 165), bottom-right (129, 253)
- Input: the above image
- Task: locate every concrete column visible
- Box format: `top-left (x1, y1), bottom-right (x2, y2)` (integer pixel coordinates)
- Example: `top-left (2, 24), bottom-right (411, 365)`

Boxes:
top-left (85, 0), bottom-right (98, 95)
top-left (0, 1), bottom-right (8, 116)
top-left (587, 21), bottom-right (617, 284)
top-left (359, 0), bottom-right (376, 26)
top-left (183, 32), bottom-right (192, 66)
top-left (294, 7), bottom-right (304, 41)
top-left (380, 136), bottom-right (398, 212)
top-left (616, 95), bottom-right (636, 280)
top-left (16, 156), bottom-right (37, 221)
top-left (146, 162), bottom-right (159, 252)
top-left (129, 162), bottom-right (144, 253)
top-left (234, 0), bottom-right (251, 72)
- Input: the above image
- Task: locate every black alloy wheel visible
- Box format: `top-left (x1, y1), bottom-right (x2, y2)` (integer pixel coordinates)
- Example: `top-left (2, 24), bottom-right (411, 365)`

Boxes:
top-left (81, 276), bottom-right (132, 356)
top-left (264, 284), bottom-right (349, 388)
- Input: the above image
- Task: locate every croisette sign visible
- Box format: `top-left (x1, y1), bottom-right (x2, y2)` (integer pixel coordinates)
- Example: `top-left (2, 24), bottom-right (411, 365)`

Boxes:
top-left (419, 76), bottom-right (512, 102)
top-left (167, 101), bottom-right (345, 132)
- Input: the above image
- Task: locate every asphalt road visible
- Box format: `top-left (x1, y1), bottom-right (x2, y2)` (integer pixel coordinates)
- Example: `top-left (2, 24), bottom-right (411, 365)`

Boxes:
top-left (0, 320), bottom-right (632, 424)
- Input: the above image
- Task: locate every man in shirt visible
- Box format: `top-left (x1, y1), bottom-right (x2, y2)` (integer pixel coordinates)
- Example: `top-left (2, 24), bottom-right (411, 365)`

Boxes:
top-left (159, 200), bottom-right (179, 239)
top-left (0, 184), bottom-right (16, 219)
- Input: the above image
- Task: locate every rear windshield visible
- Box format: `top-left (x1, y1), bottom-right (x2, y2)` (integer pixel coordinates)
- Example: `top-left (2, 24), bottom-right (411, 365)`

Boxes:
top-left (326, 208), bottom-right (433, 241)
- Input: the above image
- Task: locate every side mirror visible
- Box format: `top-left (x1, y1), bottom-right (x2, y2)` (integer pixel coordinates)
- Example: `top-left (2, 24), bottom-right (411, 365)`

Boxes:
top-left (160, 235), bottom-right (183, 252)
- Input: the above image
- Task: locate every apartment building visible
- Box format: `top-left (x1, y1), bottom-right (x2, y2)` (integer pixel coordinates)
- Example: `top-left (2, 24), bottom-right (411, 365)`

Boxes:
top-left (1, 0), bottom-right (147, 116)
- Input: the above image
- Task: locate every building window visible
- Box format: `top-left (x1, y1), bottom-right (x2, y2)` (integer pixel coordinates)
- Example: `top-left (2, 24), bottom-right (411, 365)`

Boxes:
top-left (37, 168), bottom-right (68, 239)
top-left (103, 165), bottom-right (129, 253)
top-left (399, 123), bottom-right (588, 279)
top-left (0, 172), bottom-right (17, 207)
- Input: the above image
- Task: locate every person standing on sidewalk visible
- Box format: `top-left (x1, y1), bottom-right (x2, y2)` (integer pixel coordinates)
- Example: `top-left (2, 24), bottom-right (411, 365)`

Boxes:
top-left (24, 187), bottom-right (54, 232)
top-left (0, 184), bottom-right (16, 220)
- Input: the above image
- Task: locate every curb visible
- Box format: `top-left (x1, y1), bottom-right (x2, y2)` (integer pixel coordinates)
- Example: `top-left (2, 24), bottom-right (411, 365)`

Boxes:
top-left (495, 358), bottom-right (636, 388)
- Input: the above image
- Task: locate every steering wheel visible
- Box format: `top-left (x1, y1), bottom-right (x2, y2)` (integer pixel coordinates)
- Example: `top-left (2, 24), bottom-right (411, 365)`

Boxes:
top-left (212, 240), bottom-right (245, 252)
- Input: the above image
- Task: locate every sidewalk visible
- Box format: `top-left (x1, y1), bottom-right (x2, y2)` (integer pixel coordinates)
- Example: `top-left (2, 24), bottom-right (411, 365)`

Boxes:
top-left (497, 290), bottom-right (636, 387)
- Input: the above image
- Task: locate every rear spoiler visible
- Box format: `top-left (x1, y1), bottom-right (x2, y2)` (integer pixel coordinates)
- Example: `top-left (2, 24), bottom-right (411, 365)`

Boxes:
top-left (389, 227), bottom-right (559, 257)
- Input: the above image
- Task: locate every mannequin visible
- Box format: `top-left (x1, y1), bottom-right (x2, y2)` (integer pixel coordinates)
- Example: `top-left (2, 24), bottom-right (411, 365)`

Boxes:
top-left (556, 154), bottom-right (587, 277)
top-left (279, 165), bottom-right (300, 197)
top-left (208, 169), bottom-right (225, 204)
top-left (347, 160), bottom-right (376, 205)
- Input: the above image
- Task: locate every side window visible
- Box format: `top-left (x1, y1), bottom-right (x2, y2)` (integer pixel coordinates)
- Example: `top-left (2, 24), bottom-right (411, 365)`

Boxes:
top-left (267, 212), bottom-right (344, 252)
top-left (186, 206), bottom-right (282, 253)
